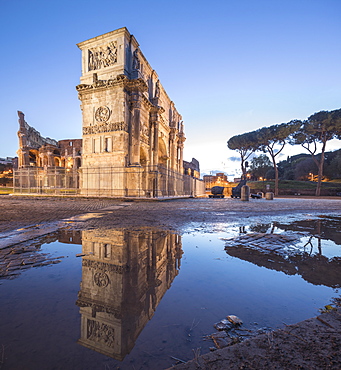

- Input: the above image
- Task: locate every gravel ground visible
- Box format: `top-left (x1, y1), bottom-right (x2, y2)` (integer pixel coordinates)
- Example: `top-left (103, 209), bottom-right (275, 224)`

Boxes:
top-left (0, 194), bottom-right (341, 369)
top-left (0, 194), bottom-right (340, 234)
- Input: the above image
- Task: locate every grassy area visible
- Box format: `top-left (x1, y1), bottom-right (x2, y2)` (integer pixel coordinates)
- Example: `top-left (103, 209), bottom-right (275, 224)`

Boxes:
top-left (0, 187), bottom-right (13, 194)
top-left (247, 180), bottom-right (341, 190)
top-left (329, 179), bottom-right (341, 184)
top-left (0, 187), bottom-right (80, 195)
top-left (244, 180), bottom-right (341, 196)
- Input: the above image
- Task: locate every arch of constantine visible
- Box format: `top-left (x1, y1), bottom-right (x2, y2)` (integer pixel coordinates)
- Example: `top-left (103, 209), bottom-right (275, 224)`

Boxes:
top-left (14, 27), bottom-right (204, 198)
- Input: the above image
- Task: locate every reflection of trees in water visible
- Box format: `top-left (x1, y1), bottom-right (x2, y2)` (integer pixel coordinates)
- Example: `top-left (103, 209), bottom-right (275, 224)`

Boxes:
top-left (226, 244), bottom-right (341, 288)
top-left (239, 216), bottom-right (341, 256)
top-left (228, 217), bottom-right (341, 289)
top-left (302, 236), bottom-right (322, 256)
top-left (274, 216), bottom-right (341, 246)
top-left (274, 216), bottom-right (341, 257)
top-left (249, 223), bottom-right (273, 234)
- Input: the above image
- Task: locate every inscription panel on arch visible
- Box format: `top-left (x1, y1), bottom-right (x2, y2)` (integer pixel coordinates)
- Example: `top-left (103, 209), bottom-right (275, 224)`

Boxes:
top-left (83, 122), bottom-right (128, 135)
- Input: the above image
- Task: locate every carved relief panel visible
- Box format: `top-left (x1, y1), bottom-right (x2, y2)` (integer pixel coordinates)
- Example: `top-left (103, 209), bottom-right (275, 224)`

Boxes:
top-left (88, 41), bottom-right (118, 71)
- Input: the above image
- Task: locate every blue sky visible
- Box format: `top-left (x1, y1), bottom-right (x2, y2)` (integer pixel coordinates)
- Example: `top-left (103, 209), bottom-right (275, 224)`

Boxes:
top-left (1, 0), bottom-right (340, 176)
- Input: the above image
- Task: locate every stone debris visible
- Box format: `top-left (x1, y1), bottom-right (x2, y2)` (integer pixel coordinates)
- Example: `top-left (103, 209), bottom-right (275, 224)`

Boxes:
top-left (225, 233), bottom-right (298, 247)
top-left (208, 315), bottom-right (269, 351)
top-left (209, 332), bottom-right (235, 349)
top-left (214, 319), bottom-right (233, 331)
top-left (171, 305), bottom-right (341, 370)
top-left (227, 315), bottom-right (243, 325)
top-left (223, 232), bottom-right (300, 255)
top-left (0, 242), bottom-right (64, 280)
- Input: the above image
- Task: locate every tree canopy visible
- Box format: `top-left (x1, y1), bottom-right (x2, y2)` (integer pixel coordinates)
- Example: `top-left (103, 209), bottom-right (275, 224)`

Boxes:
top-left (227, 132), bottom-right (259, 176)
top-left (255, 121), bottom-right (301, 195)
top-left (249, 154), bottom-right (272, 180)
top-left (227, 108), bottom-right (341, 196)
top-left (292, 109), bottom-right (341, 195)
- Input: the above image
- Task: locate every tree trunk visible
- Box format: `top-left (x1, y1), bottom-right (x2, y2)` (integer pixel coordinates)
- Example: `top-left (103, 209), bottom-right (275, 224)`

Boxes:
top-left (241, 159), bottom-right (246, 177)
top-left (315, 141), bottom-right (326, 196)
top-left (270, 155), bottom-right (278, 196)
top-left (315, 158), bottom-right (324, 196)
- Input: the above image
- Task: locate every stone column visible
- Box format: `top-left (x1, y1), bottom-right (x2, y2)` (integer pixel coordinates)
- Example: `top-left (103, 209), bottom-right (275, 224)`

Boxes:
top-left (169, 128), bottom-right (176, 171)
top-left (167, 128), bottom-right (176, 195)
top-left (177, 142), bottom-right (184, 173)
top-left (151, 121), bottom-right (161, 197)
top-left (150, 109), bottom-right (160, 169)
top-left (47, 151), bottom-right (54, 167)
top-left (38, 153), bottom-right (44, 167)
top-left (153, 121), bottom-right (159, 168)
top-left (149, 109), bottom-right (162, 197)
top-left (129, 93), bottom-right (142, 166)
top-left (149, 122), bottom-right (154, 167)
top-left (177, 123), bottom-right (186, 174)
top-left (18, 148), bottom-right (30, 167)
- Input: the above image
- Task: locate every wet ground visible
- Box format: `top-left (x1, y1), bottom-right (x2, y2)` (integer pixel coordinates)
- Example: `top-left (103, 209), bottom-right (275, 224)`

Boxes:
top-left (0, 195), bottom-right (340, 369)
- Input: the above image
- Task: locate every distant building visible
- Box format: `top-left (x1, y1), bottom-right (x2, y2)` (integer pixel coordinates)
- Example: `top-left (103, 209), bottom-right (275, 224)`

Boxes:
top-left (183, 158), bottom-right (200, 178)
top-left (0, 157), bottom-right (15, 165)
top-left (203, 172), bottom-right (229, 190)
top-left (16, 112), bottom-right (82, 170)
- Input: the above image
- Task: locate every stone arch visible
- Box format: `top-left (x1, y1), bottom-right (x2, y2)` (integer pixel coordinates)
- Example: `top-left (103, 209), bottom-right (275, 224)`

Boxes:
top-left (29, 149), bottom-right (39, 166)
top-left (75, 157), bottom-right (81, 169)
top-left (54, 157), bottom-right (61, 167)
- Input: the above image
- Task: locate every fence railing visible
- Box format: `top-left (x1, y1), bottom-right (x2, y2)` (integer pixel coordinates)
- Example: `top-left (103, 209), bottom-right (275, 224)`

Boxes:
top-left (13, 165), bottom-right (205, 198)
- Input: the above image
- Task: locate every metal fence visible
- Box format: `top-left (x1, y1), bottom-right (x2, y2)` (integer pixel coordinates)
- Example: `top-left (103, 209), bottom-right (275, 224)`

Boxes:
top-left (13, 167), bottom-right (79, 195)
top-left (13, 165), bottom-right (205, 198)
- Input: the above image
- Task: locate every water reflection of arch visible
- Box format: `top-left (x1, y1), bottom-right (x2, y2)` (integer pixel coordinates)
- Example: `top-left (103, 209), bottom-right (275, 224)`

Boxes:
top-left (76, 227), bottom-right (182, 360)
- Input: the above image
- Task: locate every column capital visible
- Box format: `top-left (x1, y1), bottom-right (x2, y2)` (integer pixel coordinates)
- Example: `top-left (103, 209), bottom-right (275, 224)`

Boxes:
top-left (130, 100), bottom-right (141, 109)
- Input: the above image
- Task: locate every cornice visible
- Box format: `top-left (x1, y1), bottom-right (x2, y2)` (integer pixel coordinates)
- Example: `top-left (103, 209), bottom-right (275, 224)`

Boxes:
top-left (77, 27), bottom-right (131, 50)
top-left (150, 105), bottom-right (165, 115)
top-left (76, 75), bottom-right (149, 95)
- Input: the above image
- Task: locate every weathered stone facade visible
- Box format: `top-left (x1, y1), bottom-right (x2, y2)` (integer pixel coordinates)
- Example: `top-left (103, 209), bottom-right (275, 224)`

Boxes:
top-left (15, 111), bottom-right (82, 191)
top-left (16, 111), bottom-right (82, 170)
top-left (183, 158), bottom-right (200, 178)
top-left (76, 27), bottom-right (191, 197)
top-left (14, 28), bottom-right (205, 198)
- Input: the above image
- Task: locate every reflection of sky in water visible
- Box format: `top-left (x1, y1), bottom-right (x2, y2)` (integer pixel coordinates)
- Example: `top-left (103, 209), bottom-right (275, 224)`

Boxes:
top-left (0, 223), bottom-right (339, 370)
top-left (296, 236), bottom-right (341, 259)
top-left (180, 232), bottom-right (336, 326)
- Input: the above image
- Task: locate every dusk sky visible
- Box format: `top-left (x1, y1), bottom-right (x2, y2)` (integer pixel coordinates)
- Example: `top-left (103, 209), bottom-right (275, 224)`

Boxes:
top-left (1, 0), bottom-right (340, 176)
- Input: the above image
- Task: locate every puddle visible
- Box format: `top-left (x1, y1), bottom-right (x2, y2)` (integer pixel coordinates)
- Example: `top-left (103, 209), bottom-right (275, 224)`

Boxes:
top-left (223, 216), bottom-right (341, 289)
top-left (0, 218), bottom-right (340, 369)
